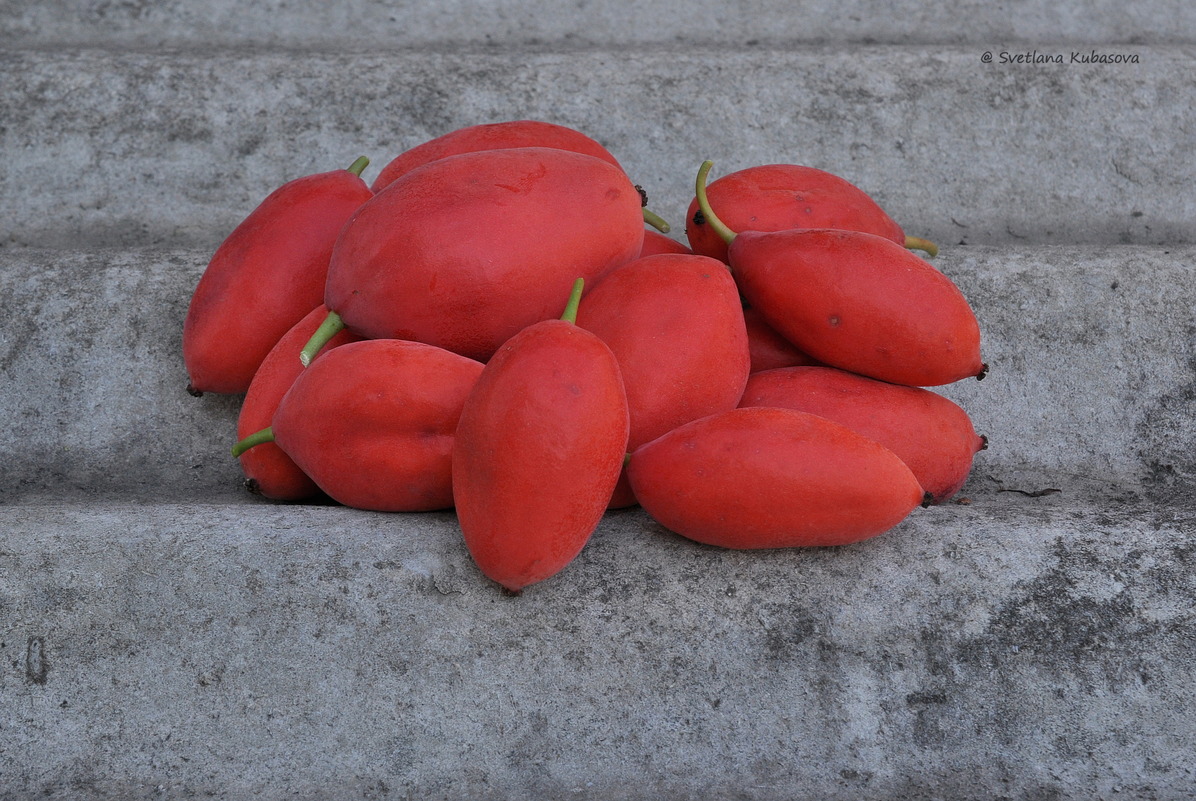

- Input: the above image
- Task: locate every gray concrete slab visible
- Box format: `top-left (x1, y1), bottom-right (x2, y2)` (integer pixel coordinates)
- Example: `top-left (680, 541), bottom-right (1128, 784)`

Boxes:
top-left (3, 245), bottom-right (1193, 503)
top-left (1, 46), bottom-right (1192, 250)
top-left (2, 491), bottom-right (1193, 799)
top-left (2, 0), bottom-right (1194, 48)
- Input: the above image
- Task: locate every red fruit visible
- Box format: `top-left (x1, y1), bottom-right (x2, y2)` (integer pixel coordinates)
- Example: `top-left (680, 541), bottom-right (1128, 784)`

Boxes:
top-left (638, 230), bottom-right (694, 257)
top-left (732, 229), bottom-right (984, 386)
top-left (311, 147), bottom-right (644, 363)
top-left (370, 119), bottom-right (622, 192)
top-left (575, 253), bottom-right (749, 507)
top-left (453, 281), bottom-right (629, 591)
top-left (684, 163), bottom-right (936, 264)
top-left (695, 160), bottom-right (984, 387)
top-left (183, 157), bottom-right (373, 395)
top-left (743, 306), bottom-right (822, 373)
top-left (627, 407), bottom-right (925, 549)
top-left (236, 304), bottom-right (362, 501)
top-left (739, 366), bottom-right (987, 503)
top-left (234, 340), bottom-right (483, 511)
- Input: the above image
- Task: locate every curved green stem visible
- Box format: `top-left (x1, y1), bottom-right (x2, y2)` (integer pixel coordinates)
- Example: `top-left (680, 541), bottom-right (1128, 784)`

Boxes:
top-left (232, 426), bottom-right (275, 458)
top-left (904, 235), bottom-right (938, 258)
top-left (560, 278), bottom-right (584, 324)
top-left (642, 207), bottom-right (671, 234)
top-left (695, 161), bottom-right (736, 246)
top-left (299, 310), bottom-right (346, 367)
top-left (347, 156), bottom-right (370, 177)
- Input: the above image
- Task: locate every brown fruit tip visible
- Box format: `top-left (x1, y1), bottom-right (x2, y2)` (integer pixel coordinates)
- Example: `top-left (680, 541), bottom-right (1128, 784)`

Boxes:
top-left (243, 478), bottom-right (262, 495)
top-left (635, 185), bottom-right (648, 207)
top-left (500, 585), bottom-right (523, 597)
top-left (921, 491), bottom-right (937, 508)
top-left (976, 363), bottom-right (990, 381)
top-left (979, 434), bottom-right (990, 451)
top-left (692, 209), bottom-right (706, 226)
top-left (186, 381), bottom-right (203, 397)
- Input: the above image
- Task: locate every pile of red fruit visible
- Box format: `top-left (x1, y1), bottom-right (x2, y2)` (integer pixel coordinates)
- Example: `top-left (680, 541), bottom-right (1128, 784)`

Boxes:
top-left (183, 119), bottom-right (988, 592)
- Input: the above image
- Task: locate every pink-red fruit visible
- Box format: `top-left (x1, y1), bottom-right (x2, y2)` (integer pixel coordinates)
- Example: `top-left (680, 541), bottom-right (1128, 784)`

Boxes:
top-left (628, 407), bottom-right (925, 548)
top-left (739, 366), bottom-right (986, 503)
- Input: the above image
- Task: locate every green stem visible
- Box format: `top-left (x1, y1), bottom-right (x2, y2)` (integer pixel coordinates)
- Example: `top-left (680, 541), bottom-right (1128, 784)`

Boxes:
top-left (560, 278), bottom-right (584, 324)
top-left (347, 156), bottom-right (370, 177)
top-left (642, 207), bottom-right (671, 234)
top-left (232, 426), bottom-right (275, 458)
top-left (904, 235), bottom-right (939, 258)
top-left (299, 310), bottom-right (346, 367)
top-left (695, 161), bottom-right (736, 246)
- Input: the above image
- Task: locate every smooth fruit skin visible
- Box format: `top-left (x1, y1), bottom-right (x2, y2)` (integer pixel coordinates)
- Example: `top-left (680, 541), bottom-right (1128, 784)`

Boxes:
top-left (327, 147), bottom-right (645, 362)
top-left (638, 229), bottom-right (694, 257)
top-left (743, 306), bottom-right (822, 373)
top-left (452, 320), bottom-right (630, 591)
top-left (628, 407), bottom-right (924, 549)
top-left (371, 120), bottom-right (622, 192)
top-left (236, 304), bottom-right (362, 501)
top-left (575, 253), bottom-right (749, 507)
top-left (183, 167), bottom-right (373, 394)
top-left (272, 340), bottom-right (484, 512)
top-left (739, 366), bottom-right (986, 503)
top-left (686, 164), bottom-right (906, 264)
top-left (731, 229), bottom-right (984, 386)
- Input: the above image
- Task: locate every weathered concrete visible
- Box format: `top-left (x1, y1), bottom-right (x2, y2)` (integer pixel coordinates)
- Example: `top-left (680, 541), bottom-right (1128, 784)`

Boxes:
top-left (2, 492), bottom-right (1194, 799)
top-left (2, 245), bottom-right (1192, 504)
top-left (2, 0), bottom-right (1195, 48)
top-left (2, 46), bottom-right (1191, 251)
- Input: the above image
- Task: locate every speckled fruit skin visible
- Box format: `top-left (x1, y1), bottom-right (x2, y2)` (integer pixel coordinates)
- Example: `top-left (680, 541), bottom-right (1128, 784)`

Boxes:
top-left (575, 253), bottom-right (749, 508)
top-left (452, 320), bottom-right (629, 591)
top-left (731, 229), bottom-right (984, 387)
top-left (627, 407), bottom-right (924, 549)
top-left (236, 304), bottom-right (362, 501)
top-left (739, 366), bottom-right (986, 503)
top-left (326, 147), bottom-right (645, 362)
top-left (685, 163), bottom-right (906, 264)
top-left (271, 340), bottom-right (484, 512)
top-left (183, 166), bottom-right (372, 394)
top-left (370, 120), bottom-right (622, 192)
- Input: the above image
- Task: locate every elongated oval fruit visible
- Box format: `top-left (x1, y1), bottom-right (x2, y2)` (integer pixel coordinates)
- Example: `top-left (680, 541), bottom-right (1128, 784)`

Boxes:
top-left (627, 407), bottom-right (925, 549)
top-left (685, 163), bottom-right (936, 264)
top-left (453, 283), bottom-right (630, 591)
top-left (731, 228), bottom-right (984, 386)
top-left (237, 339), bottom-right (483, 512)
top-left (739, 366), bottom-right (987, 503)
top-left (183, 157), bottom-right (372, 394)
top-left (575, 253), bottom-right (749, 507)
top-left (370, 119), bottom-right (622, 192)
top-left (693, 161), bottom-right (982, 387)
top-left (236, 304), bottom-right (362, 501)
top-left (319, 147), bottom-right (645, 363)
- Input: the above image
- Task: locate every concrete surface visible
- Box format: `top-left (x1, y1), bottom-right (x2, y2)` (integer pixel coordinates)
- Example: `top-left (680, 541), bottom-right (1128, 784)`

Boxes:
top-left (3, 493), bottom-right (1194, 800)
top-left (3, 5), bottom-right (1196, 799)
top-left (3, 0), bottom-right (1195, 47)
top-left (2, 46), bottom-right (1192, 251)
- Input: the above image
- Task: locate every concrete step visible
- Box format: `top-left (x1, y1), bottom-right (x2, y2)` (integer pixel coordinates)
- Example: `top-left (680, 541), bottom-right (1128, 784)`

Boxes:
top-left (3, 244), bottom-right (1192, 503)
top-left (3, 491), bottom-right (1194, 799)
top-left (3, 1), bottom-right (1194, 47)
top-left (1, 45), bottom-right (1190, 250)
